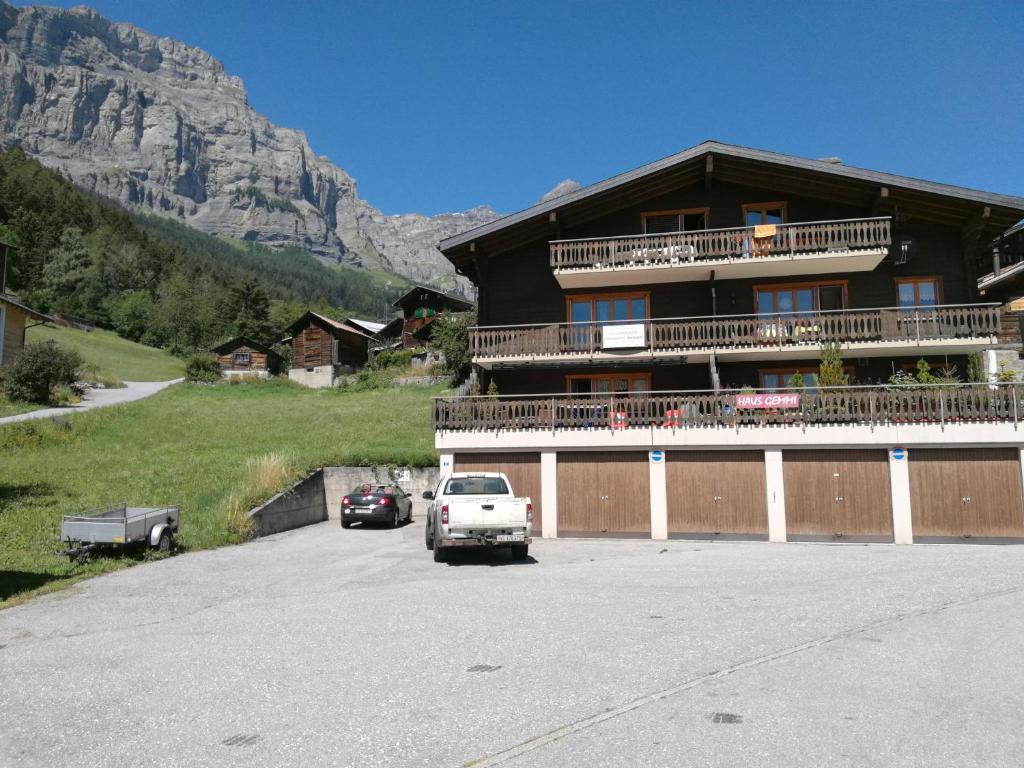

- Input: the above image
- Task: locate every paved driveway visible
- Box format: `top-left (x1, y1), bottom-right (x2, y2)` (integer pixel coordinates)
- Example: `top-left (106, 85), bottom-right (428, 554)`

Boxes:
top-left (0, 379), bottom-right (183, 425)
top-left (2, 523), bottom-right (1023, 767)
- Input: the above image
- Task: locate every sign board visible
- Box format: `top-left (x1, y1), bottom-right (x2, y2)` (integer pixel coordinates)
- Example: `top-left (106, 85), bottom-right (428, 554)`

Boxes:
top-left (735, 393), bottom-right (801, 409)
top-left (649, 450), bottom-right (664, 463)
top-left (891, 447), bottom-right (906, 461)
top-left (440, 455), bottom-right (453, 473)
top-left (602, 323), bottom-right (646, 350)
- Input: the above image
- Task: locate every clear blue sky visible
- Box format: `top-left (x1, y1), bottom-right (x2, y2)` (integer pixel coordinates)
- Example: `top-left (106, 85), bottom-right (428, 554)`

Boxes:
top-left (20, 0), bottom-right (1024, 216)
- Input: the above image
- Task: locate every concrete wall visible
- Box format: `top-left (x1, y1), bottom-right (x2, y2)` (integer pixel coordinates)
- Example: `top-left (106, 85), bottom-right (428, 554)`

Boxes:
top-left (288, 366), bottom-right (335, 389)
top-left (323, 466), bottom-right (440, 520)
top-left (248, 468), bottom-right (327, 536)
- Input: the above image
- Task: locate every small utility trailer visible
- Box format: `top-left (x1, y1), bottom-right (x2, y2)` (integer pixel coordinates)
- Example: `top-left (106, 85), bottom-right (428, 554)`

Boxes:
top-left (61, 503), bottom-right (180, 562)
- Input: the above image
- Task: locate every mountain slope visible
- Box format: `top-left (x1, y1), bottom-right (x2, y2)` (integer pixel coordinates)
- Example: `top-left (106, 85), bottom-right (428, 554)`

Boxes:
top-left (0, 1), bottom-right (498, 290)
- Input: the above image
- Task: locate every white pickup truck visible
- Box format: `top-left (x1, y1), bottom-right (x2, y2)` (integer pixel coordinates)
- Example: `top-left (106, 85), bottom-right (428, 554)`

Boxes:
top-left (423, 472), bottom-right (533, 562)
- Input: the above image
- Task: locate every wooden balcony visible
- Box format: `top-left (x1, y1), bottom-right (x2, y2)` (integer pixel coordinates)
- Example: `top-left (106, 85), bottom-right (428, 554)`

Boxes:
top-left (550, 217), bottom-right (891, 288)
top-left (433, 384), bottom-right (1022, 433)
top-left (471, 304), bottom-right (1000, 369)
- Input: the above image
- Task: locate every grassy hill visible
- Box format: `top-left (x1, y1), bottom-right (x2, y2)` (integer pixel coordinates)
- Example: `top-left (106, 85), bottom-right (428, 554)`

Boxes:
top-left (0, 379), bottom-right (442, 605)
top-left (27, 325), bottom-right (186, 383)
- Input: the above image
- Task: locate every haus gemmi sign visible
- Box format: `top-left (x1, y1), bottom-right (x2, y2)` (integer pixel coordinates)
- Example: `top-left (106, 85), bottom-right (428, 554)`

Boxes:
top-left (736, 393), bottom-right (801, 409)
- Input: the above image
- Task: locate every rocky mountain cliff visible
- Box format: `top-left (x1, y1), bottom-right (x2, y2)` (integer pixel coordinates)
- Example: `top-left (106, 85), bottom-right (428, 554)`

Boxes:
top-left (0, 2), bottom-right (500, 291)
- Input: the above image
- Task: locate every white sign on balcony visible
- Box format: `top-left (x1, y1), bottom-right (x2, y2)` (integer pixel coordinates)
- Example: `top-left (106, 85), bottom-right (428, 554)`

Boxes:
top-left (602, 323), bottom-right (646, 349)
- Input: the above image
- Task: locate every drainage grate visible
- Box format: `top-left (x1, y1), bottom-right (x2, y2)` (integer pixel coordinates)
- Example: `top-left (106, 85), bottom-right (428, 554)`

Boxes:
top-left (222, 734), bottom-right (261, 746)
top-left (708, 712), bottom-right (743, 724)
top-left (467, 664), bottom-right (502, 673)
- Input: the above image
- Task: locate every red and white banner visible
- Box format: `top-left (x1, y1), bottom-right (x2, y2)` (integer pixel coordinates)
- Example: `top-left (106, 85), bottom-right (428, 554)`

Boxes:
top-left (735, 393), bottom-right (801, 409)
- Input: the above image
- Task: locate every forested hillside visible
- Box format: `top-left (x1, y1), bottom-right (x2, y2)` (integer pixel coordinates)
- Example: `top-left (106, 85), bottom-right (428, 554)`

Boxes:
top-left (0, 148), bottom-right (407, 351)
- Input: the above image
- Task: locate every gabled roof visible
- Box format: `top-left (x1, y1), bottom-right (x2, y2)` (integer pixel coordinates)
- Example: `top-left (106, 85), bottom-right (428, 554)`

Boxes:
top-left (210, 336), bottom-right (283, 360)
top-left (0, 293), bottom-right (51, 322)
top-left (346, 317), bottom-right (388, 335)
top-left (286, 311), bottom-right (375, 339)
top-left (392, 285), bottom-right (475, 312)
top-left (440, 140), bottom-right (1024, 263)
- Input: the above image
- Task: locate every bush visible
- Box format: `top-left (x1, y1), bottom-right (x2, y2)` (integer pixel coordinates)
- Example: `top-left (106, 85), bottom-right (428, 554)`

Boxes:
top-left (185, 353), bottom-right (222, 383)
top-left (817, 342), bottom-right (849, 387)
top-left (1, 341), bottom-right (82, 404)
top-left (367, 348), bottom-right (416, 371)
top-left (431, 311), bottom-right (476, 385)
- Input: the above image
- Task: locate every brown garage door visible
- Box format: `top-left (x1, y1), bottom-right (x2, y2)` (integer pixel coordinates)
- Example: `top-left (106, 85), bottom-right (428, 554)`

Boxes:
top-left (667, 451), bottom-right (767, 539)
top-left (783, 450), bottom-right (892, 541)
top-left (557, 452), bottom-right (650, 537)
top-left (909, 449), bottom-right (1024, 540)
top-left (454, 453), bottom-right (543, 535)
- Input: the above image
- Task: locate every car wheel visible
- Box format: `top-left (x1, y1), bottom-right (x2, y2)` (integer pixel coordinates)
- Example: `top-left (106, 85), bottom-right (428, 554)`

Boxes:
top-left (156, 529), bottom-right (173, 553)
top-left (391, 509), bottom-right (400, 529)
top-left (341, 520), bottom-right (351, 529)
top-left (511, 544), bottom-right (529, 561)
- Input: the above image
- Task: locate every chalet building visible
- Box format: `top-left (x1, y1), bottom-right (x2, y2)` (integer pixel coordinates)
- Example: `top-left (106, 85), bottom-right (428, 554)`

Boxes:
top-left (0, 239), bottom-right (51, 368)
top-left (211, 337), bottom-right (284, 378)
top-left (435, 141), bottom-right (1024, 545)
top-left (393, 285), bottom-right (475, 349)
top-left (286, 311), bottom-right (375, 388)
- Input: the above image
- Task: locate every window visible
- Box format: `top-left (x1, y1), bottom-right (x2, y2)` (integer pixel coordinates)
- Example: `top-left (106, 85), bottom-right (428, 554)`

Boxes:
top-left (758, 365), bottom-right (854, 390)
top-left (233, 351), bottom-right (251, 366)
top-left (896, 277), bottom-right (941, 308)
top-left (566, 292), bottom-right (649, 325)
top-left (567, 373), bottom-right (651, 394)
top-left (754, 281), bottom-right (846, 316)
top-left (641, 208), bottom-right (710, 235)
top-left (444, 477), bottom-right (509, 495)
top-left (742, 201), bottom-right (787, 226)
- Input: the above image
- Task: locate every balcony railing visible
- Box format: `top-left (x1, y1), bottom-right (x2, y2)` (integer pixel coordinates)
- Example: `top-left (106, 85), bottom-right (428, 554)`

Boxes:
top-left (433, 384), bottom-right (1022, 432)
top-left (550, 217), bottom-right (892, 271)
top-left (471, 304), bottom-right (1000, 361)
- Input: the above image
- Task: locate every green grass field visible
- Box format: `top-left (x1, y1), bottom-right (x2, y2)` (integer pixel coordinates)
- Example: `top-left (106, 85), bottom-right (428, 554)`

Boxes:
top-left (26, 325), bottom-right (185, 383)
top-left (0, 397), bottom-right (44, 418)
top-left (0, 378), bottom-right (442, 605)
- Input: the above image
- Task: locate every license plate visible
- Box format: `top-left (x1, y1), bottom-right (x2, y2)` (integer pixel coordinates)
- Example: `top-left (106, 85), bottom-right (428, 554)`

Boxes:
top-left (496, 534), bottom-right (524, 542)
top-left (352, 507), bottom-right (371, 514)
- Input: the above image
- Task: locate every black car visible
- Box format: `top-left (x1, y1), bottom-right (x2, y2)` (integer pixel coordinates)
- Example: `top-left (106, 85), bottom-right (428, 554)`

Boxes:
top-left (340, 484), bottom-right (413, 529)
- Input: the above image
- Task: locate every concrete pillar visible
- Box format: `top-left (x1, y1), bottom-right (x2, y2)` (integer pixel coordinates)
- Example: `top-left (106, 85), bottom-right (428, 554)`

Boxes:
top-left (541, 452), bottom-right (558, 539)
top-left (764, 449), bottom-right (786, 542)
top-left (889, 448), bottom-right (913, 544)
top-left (439, 453), bottom-right (454, 477)
top-left (649, 451), bottom-right (668, 540)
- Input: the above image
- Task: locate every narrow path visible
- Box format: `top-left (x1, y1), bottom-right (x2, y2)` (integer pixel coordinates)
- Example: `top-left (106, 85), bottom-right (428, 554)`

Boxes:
top-left (0, 378), bottom-right (183, 425)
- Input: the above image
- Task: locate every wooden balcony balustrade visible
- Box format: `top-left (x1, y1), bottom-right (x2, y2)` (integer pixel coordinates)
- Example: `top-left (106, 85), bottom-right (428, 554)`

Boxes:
top-left (433, 384), bottom-right (1023, 432)
top-left (550, 217), bottom-right (892, 271)
top-left (470, 304), bottom-right (1001, 360)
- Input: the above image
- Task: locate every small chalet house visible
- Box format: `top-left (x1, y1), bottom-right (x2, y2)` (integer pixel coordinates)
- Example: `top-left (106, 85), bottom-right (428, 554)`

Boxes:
top-left (286, 311), bottom-right (375, 388)
top-left (434, 140), bottom-right (1024, 546)
top-left (211, 337), bottom-right (284, 378)
top-left (393, 285), bottom-right (475, 348)
top-left (0, 239), bottom-right (50, 368)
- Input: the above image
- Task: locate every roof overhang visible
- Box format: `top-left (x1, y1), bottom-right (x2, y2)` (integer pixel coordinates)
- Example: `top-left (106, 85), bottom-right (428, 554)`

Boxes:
top-left (440, 140), bottom-right (1024, 271)
top-left (0, 293), bottom-right (51, 322)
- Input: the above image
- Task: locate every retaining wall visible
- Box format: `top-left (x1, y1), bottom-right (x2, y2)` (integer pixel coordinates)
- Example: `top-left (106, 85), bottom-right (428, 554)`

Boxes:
top-left (323, 466), bottom-right (440, 520)
top-left (248, 468), bottom-right (327, 536)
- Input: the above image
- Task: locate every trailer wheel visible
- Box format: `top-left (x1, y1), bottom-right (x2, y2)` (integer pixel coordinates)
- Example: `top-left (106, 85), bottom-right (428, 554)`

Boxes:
top-left (156, 529), bottom-right (173, 553)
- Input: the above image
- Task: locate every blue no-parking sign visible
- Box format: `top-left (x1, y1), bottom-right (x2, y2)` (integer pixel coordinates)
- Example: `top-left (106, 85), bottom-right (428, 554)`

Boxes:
top-left (650, 450), bottom-right (664, 463)
top-left (891, 447), bottom-right (907, 460)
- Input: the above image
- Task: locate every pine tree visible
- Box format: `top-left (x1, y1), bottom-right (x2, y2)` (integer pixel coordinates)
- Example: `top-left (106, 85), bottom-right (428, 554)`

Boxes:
top-left (817, 342), bottom-right (849, 387)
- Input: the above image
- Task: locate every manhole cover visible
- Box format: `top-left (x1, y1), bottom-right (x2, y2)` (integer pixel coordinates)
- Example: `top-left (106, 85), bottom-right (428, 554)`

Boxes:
top-left (466, 664), bottom-right (502, 673)
top-left (222, 734), bottom-right (261, 746)
top-left (708, 712), bottom-right (743, 724)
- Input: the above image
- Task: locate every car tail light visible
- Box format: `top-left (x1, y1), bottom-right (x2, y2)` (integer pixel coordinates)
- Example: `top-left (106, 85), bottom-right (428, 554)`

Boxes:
top-left (441, 504), bottom-right (449, 525)
top-left (526, 503), bottom-right (533, 523)
top-left (379, 496), bottom-right (393, 506)
top-left (342, 496), bottom-right (350, 507)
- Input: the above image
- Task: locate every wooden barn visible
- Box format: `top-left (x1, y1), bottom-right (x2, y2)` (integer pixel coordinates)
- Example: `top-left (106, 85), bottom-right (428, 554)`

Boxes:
top-left (211, 337), bottom-right (284, 377)
top-left (286, 311), bottom-right (375, 388)
top-left (1, 239), bottom-right (51, 368)
top-left (393, 286), bottom-right (475, 348)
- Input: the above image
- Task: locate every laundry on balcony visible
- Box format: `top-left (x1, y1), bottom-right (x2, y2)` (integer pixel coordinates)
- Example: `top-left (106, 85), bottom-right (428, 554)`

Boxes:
top-left (751, 224), bottom-right (777, 257)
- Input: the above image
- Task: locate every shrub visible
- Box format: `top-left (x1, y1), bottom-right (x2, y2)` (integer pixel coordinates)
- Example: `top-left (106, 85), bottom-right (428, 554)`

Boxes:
top-left (225, 453), bottom-right (299, 540)
top-left (1, 341), bottom-right (82, 404)
top-left (430, 311), bottom-right (476, 384)
top-left (185, 353), bottom-right (222, 383)
top-left (787, 372), bottom-right (804, 389)
top-left (967, 351), bottom-right (986, 383)
top-left (817, 342), bottom-right (849, 387)
top-left (996, 360), bottom-right (1018, 383)
top-left (368, 348), bottom-right (415, 371)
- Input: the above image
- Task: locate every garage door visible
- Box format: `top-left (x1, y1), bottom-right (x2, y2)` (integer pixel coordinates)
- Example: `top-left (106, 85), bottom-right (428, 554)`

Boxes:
top-left (667, 451), bottom-right (767, 539)
top-left (557, 452), bottom-right (650, 537)
top-left (454, 453), bottom-right (543, 535)
top-left (783, 450), bottom-right (892, 541)
top-left (909, 449), bottom-right (1024, 540)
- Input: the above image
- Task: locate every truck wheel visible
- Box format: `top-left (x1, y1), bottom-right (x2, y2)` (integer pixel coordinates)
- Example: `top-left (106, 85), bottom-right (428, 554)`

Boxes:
top-left (511, 544), bottom-right (529, 561)
top-left (157, 530), bottom-right (173, 553)
top-left (433, 533), bottom-right (447, 563)
top-left (425, 523), bottom-right (434, 550)
top-left (341, 520), bottom-right (351, 529)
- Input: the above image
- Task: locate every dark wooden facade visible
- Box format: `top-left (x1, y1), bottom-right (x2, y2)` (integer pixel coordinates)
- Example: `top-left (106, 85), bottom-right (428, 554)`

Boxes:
top-left (212, 337), bottom-right (283, 375)
top-left (287, 312), bottom-right (372, 370)
top-left (393, 286), bottom-right (474, 349)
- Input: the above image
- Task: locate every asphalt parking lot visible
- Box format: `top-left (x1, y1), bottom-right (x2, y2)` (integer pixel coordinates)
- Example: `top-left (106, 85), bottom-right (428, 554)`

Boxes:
top-left (2, 520), bottom-right (1024, 768)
